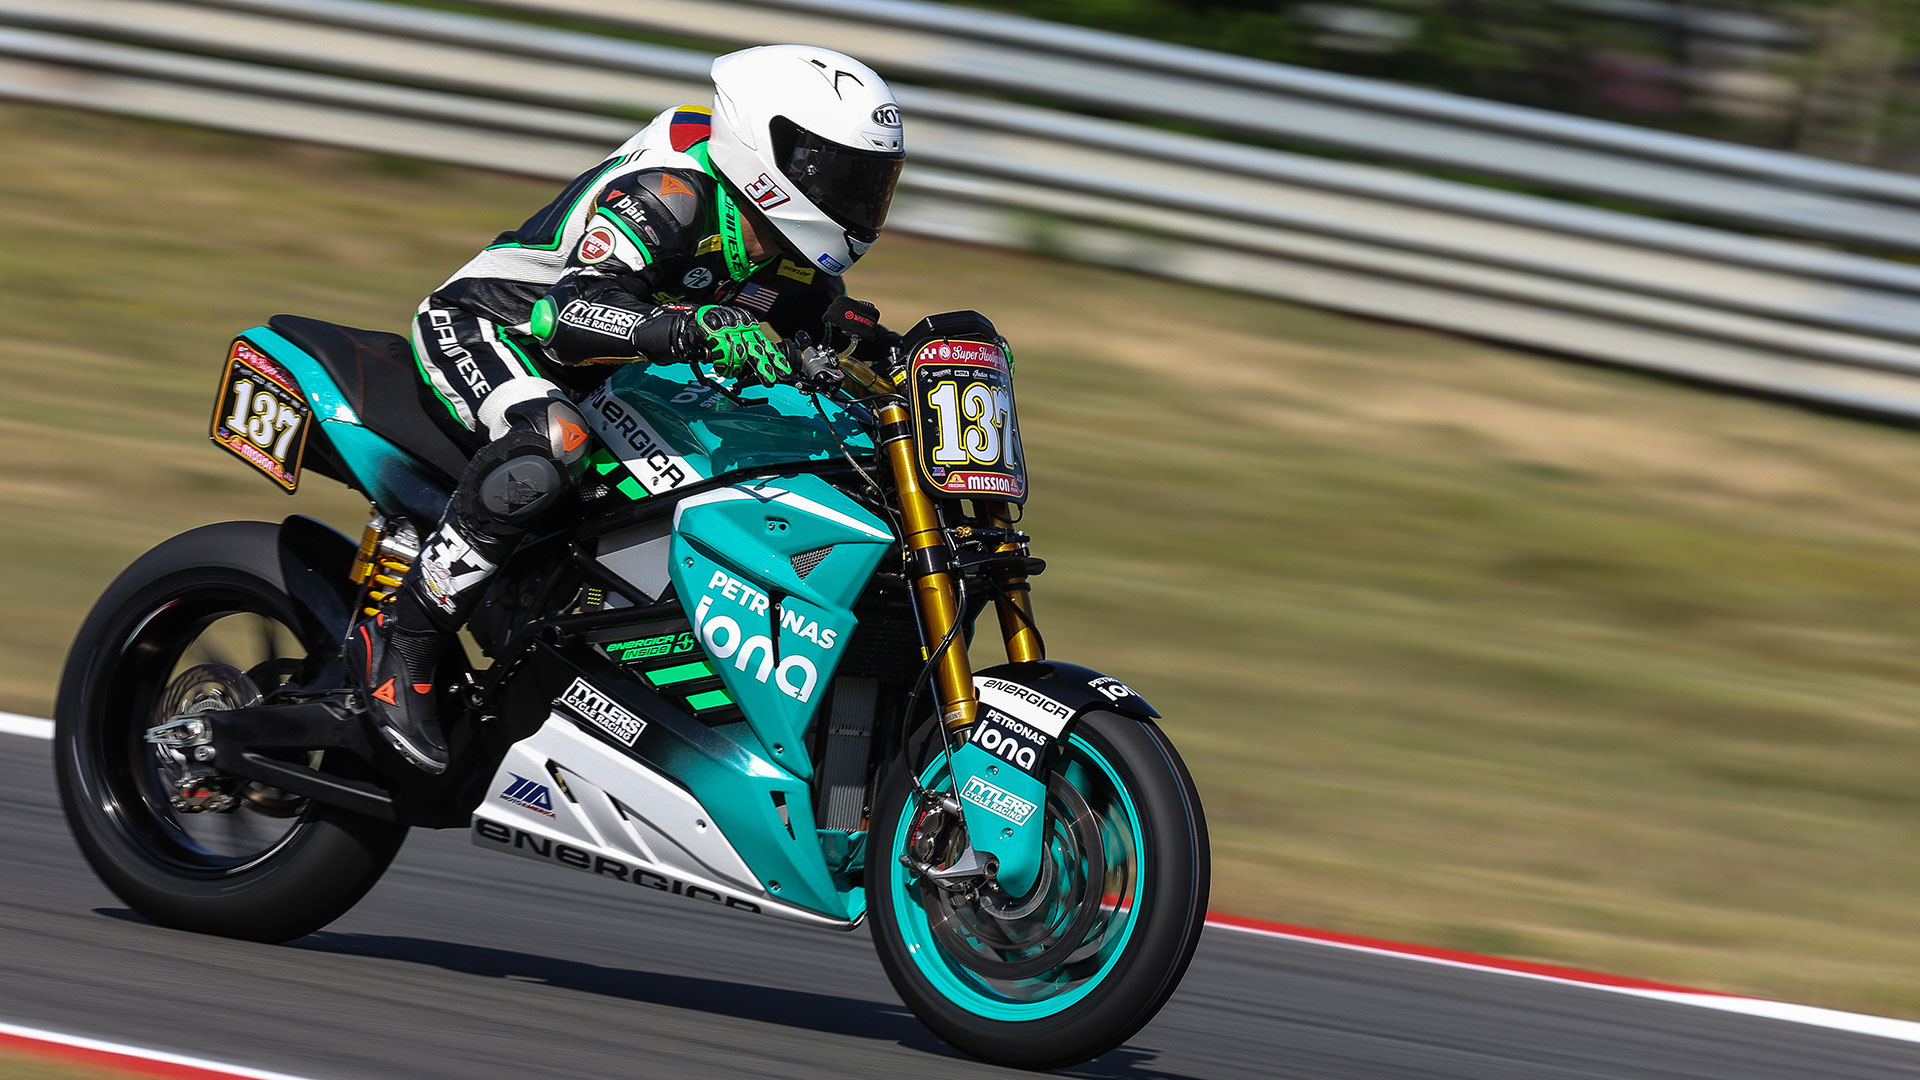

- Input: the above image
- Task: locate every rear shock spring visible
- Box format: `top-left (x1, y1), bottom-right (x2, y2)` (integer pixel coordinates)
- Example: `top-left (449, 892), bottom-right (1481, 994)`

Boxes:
top-left (349, 509), bottom-right (421, 618)
top-left (363, 554), bottom-right (413, 618)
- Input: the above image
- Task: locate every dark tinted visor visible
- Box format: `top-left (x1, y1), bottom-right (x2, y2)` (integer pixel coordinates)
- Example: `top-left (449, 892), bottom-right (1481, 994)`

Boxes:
top-left (770, 115), bottom-right (903, 242)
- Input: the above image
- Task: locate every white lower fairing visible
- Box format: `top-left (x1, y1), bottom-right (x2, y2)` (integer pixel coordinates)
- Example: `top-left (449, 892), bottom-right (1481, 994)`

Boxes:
top-left (470, 718), bottom-right (853, 929)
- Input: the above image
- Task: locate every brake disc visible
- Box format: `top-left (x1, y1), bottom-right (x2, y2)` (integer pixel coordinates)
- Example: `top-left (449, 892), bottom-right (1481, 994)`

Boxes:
top-left (919, 775), bottom-right (1110, 982)
top-left (146, 663), bottom-right (260, 814)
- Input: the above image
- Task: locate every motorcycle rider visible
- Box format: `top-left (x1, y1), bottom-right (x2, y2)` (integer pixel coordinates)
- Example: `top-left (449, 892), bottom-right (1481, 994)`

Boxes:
top-left (355, 45), bottom-right (907, 772)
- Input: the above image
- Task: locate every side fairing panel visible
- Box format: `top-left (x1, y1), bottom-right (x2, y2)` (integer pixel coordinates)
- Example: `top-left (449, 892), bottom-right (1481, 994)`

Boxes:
top-left (668, 475), bottom-right (894, 780)
top-left (472, 717), bottom-right (856, 928)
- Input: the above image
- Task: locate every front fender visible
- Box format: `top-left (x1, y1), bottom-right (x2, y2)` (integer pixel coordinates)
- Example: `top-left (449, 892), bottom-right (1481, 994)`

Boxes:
top-left (975, 660), bottom-right (1159, 726)
top-left (947, 661), bottom-right (1158, 895)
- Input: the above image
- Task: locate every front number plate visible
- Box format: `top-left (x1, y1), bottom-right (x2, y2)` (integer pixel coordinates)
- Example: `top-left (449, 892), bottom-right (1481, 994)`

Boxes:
top-left (210, 339), bottom-right (311, 492)
top-left (909, 338), bottom-right (1026, 502)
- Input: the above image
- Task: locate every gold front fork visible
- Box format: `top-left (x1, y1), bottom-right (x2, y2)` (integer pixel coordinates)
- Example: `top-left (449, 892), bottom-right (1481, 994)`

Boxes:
top-left (977, 501), bottom-right (1043, 664)
top-left (876, 401), bottom-right (980, 732)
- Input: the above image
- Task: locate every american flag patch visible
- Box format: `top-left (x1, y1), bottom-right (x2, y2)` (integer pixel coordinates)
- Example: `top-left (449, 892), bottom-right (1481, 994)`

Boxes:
top-left (735, 282), bottom-right (778, 313)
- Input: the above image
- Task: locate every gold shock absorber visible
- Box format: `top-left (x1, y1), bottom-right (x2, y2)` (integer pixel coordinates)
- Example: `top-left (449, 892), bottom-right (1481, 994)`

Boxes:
top-left (977, 501), bottom-right (1044, 664)
top-left (351, 510), bottom-right (415, 618)
top-left (363, 553), bottom-right (414, 618)
top-left (875, 400), bottom-right (980, 733)
top-left (350, 513), bottom-right (382, 585)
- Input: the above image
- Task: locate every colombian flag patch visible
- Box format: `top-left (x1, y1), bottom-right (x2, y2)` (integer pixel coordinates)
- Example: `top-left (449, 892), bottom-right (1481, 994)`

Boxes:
top-left (670, 105), bottom-right (712, 152)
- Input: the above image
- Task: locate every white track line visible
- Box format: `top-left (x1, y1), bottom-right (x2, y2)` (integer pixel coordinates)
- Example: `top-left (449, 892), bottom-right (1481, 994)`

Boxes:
top-left (4, 710), bottom-right (1916, 1048)
top-left (0, 711), bottom-right (53, 740)
top-left (1209, 918), bottom-right (1920, 1045)
top-left (0, 1019), bottom-right (319, 1080)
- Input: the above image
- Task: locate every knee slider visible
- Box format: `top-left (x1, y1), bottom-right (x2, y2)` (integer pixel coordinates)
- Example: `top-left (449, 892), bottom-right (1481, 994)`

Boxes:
top-left (460, 431), bottom-right (564, 527)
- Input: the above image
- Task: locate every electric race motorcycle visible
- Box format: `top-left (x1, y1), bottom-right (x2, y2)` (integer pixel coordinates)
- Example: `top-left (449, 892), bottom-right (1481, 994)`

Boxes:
top-left (54, 301), bottom-right (1209, 1069)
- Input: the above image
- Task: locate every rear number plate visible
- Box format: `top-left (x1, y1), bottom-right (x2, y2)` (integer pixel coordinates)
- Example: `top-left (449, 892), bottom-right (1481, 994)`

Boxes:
top-left (210, 339), bottom-right (311, 492)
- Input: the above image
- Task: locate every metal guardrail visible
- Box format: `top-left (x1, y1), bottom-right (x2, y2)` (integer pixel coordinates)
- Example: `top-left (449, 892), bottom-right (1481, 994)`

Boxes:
top-left (8, 0), bottom-right (1920, 419)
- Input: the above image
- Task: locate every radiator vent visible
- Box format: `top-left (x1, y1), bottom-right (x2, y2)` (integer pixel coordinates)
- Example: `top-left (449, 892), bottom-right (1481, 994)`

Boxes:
top-left (790, 546), bottom-right (833, 579)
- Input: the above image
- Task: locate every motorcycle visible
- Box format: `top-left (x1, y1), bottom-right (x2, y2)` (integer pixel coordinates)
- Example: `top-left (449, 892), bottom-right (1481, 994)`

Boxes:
top-left (53, 299), bottom-right (1209, 1069)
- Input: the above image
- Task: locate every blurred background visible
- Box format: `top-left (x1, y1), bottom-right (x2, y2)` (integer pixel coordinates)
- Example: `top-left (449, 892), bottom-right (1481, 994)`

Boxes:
top-left (983, 0), bottom-right (1919, 167)
top-left (2, 0), bottom-right (1919, 1025)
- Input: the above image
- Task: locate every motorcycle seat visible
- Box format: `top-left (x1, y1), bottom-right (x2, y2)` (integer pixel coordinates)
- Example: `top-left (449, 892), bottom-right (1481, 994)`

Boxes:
top-left (266, 314), bottom-right (471, 485)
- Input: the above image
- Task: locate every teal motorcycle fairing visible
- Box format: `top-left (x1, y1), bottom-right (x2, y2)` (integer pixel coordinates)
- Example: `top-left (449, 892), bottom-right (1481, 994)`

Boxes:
top-left (667, 475), bottom-right (895, 783)
top-left (580, 361), bottom-right (874, 499)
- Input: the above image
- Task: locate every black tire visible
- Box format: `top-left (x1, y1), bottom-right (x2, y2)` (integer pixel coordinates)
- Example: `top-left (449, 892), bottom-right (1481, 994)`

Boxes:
top-left (54, 520), bottom-right (408, 944)
top-left (868, 711), bottom-right (1209, 1070)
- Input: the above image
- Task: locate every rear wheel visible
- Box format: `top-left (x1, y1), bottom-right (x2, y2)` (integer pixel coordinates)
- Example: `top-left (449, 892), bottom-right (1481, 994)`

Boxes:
top-left (54, 521), bottom-right (407, 943)
top-left (868, 711), bottom-right (1209, 1069)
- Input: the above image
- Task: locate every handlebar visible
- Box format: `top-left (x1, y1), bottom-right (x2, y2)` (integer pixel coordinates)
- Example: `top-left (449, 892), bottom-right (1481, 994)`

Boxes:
top-left (792, 342), bottom-right (845, 392)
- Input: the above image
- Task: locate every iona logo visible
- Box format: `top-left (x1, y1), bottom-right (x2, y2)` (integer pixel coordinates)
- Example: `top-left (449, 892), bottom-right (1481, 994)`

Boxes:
top-left (498, 773), bottom-right (556, 817)
top-left (692, 579), bottom-right (820, 704)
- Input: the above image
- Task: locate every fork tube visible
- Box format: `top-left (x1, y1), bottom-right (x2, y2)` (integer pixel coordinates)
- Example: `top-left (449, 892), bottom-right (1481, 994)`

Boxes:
top-left (876, 401), bottom-right (979, 732)
top-left (977, 501), bottom-right (1043, 663)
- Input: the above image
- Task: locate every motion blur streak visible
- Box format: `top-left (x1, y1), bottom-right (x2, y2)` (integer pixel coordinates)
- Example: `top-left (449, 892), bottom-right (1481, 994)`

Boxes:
top-left (0, 1018), bottom-right (317, 1080)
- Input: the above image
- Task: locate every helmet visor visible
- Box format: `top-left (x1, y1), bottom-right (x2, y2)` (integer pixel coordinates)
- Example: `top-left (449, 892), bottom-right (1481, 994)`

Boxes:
top-left (770, 115), bottom-right (903, 243)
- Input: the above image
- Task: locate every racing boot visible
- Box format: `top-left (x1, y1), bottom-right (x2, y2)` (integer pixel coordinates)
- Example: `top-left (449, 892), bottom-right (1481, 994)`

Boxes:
top-left (352, 383), bottom-right (588, 772)
top-left (351, 510), bottom-right (521, 772)
top-left (350, 571), bottom-right (459, 774)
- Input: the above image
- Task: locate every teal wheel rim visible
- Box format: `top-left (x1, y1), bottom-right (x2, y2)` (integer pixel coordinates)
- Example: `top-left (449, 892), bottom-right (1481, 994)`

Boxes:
top-left (889, 732), bottom-right (1145, 1021)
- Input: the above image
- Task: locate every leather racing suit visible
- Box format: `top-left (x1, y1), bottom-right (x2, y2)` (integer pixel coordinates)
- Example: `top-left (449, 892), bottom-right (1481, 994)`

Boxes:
top-left (357, 104), bottom-right (894, 772)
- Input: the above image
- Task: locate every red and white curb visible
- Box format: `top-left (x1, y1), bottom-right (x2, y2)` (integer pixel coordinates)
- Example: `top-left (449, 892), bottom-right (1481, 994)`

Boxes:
top-left (0, 1019), bottom-right (316, 1080)
top-left (4, 709), bottom-right (1917, 1066)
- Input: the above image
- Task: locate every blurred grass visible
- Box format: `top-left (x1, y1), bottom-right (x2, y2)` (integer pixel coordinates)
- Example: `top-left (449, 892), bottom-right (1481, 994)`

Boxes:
top-left (0, 1051), bottom-right (130, 1080)
top-left (3, 103), bottom-right (1920, 1019)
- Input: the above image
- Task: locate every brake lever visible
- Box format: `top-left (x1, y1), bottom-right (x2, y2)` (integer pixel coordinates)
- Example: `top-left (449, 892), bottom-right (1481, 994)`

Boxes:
top-left (694, 360), bottom-right (753, 405)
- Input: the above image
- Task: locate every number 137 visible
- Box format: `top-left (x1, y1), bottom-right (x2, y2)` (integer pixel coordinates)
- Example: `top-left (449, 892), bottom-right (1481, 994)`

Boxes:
top-left (226, 378), bottom-right (303, 461)
top-left (928, 380), bottom-right (1013, 467)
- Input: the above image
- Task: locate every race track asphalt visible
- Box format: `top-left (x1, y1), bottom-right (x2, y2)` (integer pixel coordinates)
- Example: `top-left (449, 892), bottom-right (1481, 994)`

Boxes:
top-left (1, 733), bottom-right (1914, 1080)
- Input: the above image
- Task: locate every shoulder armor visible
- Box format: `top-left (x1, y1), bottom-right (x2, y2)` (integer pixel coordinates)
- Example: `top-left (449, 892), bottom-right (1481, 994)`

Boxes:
top-left (593, 168), bottom-right (714, 263)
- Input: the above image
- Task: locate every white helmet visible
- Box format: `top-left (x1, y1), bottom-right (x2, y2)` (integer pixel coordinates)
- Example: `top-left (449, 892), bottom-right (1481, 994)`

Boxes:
top-left (708, 45), bottom-right (905, 276)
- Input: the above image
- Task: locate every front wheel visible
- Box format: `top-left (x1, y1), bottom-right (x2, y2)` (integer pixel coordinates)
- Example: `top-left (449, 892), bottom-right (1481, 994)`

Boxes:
top-left (868, 711), bottom-right (1209, 1069)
